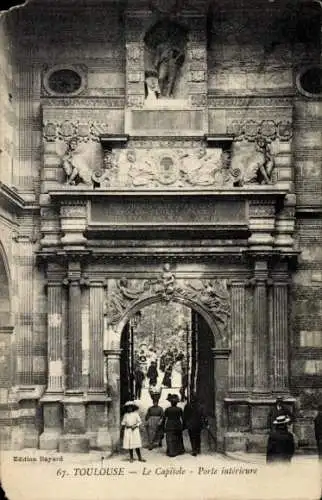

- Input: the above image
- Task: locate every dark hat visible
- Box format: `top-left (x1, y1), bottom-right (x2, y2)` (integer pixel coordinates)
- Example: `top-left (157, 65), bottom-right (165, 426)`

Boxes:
top-left (273, 415), bottom-right (290, 425)
top-left (276, 396), bottom-right (284, 402)
top-left (166, 393), bottom-right (180, 403)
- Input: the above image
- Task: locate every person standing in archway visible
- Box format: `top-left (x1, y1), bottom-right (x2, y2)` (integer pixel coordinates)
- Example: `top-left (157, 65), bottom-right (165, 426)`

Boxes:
top-left (162, 362), bottom-right (172, 388)
top-left (134, 365), bottom-right (145, 400)
top-left (183, 394), bottom-right (208, 456)
top-left (145, 399), bottom-right (164, 450)
top-left (162, 393), bottom-right (185, 457)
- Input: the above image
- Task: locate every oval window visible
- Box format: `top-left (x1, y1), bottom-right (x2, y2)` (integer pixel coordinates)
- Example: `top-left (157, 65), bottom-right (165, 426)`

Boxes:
top-left (297, 66), bottom-right (322, 97)
top-left (47, 69), bottom-right (82, 95)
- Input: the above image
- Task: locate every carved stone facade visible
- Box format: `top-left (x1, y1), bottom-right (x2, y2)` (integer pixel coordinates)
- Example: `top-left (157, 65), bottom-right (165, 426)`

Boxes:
top-left (0, 0), bottom-right (321, 457)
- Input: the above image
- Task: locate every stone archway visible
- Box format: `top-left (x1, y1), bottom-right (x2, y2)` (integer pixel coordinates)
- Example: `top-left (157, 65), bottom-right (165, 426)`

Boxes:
top-left (103, 271), bottom-right (231, 452)
top-left (0, 243), bottom-right (11, 328)
top-left (0, 243), bottom-right (13, 450)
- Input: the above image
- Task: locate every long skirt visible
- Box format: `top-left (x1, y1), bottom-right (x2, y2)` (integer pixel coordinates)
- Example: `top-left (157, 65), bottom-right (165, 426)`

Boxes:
top-left (165, 430), bottom-right (185, 457)
top-left (146, 416), bottom-right (163, 448)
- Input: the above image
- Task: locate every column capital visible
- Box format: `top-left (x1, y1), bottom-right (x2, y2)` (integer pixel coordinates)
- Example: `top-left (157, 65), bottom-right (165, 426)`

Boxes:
top-left (45, 279), bottom-right (64, 290)
top-left (103, 348), bottom-right (122, 358)
top-left (88, 278), bottom-right (108, 288)
top-left (211, 348), bottom-right (231, 359)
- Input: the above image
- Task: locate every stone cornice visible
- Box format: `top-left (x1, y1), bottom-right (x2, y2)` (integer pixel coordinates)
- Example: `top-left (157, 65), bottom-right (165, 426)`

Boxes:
top-left (0, 182), bottom-right (27, 212)
top-left (49, 187), bottom-right (289, 200)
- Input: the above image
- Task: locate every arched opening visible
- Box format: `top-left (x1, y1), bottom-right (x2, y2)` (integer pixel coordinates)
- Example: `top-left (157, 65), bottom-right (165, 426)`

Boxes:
top-left (0, 245), bottom-right (12, 449)
top-left (0, 247), bottom-right (11, 328)
top-left (119, 300), bottom-right (217, 453)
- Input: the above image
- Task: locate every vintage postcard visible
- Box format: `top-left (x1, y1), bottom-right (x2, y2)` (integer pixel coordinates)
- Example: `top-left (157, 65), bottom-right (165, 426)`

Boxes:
top-left (0, 0), bottom-right (321, 499)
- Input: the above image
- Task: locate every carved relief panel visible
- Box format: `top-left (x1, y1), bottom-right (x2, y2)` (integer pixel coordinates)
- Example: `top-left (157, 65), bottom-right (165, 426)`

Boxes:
top-left (104, 266), bottom-right (231, 346)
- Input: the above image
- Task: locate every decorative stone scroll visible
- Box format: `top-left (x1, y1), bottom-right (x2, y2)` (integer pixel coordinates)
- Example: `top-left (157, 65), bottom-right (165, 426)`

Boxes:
top-left (105, 266), bottom-right (231, 338)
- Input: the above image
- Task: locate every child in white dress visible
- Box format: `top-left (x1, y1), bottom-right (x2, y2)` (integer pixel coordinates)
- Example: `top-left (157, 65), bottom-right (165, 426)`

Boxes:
top-left (121, 401), bottom-right (146, 462)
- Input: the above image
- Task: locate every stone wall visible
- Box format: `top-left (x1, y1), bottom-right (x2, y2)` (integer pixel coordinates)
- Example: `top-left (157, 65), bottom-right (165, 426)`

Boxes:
top-left (0, 0), bottom-right (321, 452)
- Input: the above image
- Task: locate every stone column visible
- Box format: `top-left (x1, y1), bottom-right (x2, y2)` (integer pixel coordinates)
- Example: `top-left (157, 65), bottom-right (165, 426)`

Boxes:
top-left (269, 268), bottom-right (289, 393)
top-left (252, 260), bottom-right (270, 394)
top-left (104, 348), bottom-right (122, 449)
top-left (229, 281), bottom-right (247, 393)
top-left (89, 281), bottom-right (105, 392)
top-left (40, 272), bottom-right (65, 450)
top-left (65, 263), bottom-right (83, 392)
top-left (46, 279), bottom-right (64, 392)
top-left (212, 348), bottom-right (231, 453)
top-left (15, 235), bottom-right (34, 386)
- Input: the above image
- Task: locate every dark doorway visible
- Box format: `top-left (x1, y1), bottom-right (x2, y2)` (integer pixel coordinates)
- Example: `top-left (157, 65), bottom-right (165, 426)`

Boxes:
top-left (120, 302), bottom-right (216, 451)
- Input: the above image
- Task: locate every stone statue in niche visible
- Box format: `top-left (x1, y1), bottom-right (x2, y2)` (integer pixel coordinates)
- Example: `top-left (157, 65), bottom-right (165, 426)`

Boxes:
top-left (144, 20), bottom-right (187, 98)
top-left (233, 137), bottom-right (275, 186)
top-left (61, 136), bottom-right (92, 186)
top-left (144, 69), bottom-right (161, 103)
top-left (154, 42), bottom-right (185, 97)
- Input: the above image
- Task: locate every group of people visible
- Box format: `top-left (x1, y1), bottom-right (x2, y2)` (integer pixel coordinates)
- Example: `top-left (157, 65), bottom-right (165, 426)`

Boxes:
top-left (121, 393), bottom-right (208, 462)
top-left (133, 345), bottom-right (188, 402)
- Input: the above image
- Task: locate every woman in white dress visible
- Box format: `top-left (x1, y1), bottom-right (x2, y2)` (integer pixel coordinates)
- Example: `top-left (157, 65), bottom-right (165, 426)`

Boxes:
top-left (121, 401), bottom-right (146, 462)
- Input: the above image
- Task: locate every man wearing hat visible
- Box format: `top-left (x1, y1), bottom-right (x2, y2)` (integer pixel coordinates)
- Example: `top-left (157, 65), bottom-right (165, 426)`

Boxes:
top-left (314, 404), bottom-right (322, 459)
top-left (268, 397), bottom-right (293, 430)
top-left (266, 415), bottom-right (295, 463)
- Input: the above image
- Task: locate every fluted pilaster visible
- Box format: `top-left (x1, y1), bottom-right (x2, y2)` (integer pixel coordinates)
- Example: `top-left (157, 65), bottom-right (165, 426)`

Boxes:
top-left (229, 282), bottom-right (246, 392)
top-left (65, 263), bottom-right (83, 391)
top-left (104, 348), bottom-right (122, 447)
top-left (47, 281), bottom-right (64, 392)
top-left (269, 280), bottom-right (289, 392)
top-left (252, 260), bottom-right (269, 393)
top-left (16, 236), bottom-right (34, 385)
top-left (89, 282), bottom-right (105, 391)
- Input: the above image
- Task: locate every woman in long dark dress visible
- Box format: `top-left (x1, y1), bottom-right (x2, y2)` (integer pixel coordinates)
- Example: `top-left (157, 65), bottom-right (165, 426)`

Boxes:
top-left (147, 361), bottom-right (158, 386)
top-left (162, 393), bottom-right (185, 457)
top-left (162, 363), bottom-right (172, 388)
top-left (145, 400), bottom-right (164, 450)
top-left (266, 415), bottom-right (295, 464)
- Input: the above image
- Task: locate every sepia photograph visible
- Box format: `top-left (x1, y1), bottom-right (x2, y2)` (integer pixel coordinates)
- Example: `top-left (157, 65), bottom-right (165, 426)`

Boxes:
top-left (0, 0), bottom-right (321, 499)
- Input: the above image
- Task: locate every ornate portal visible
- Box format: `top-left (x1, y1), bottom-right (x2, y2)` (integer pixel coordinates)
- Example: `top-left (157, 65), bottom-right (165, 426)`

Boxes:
top-left (105, 266), bottom-right (231, 340)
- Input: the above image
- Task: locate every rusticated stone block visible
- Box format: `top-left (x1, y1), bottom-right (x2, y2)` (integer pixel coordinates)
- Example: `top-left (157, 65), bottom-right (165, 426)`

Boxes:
top-left (59, 435), bottom-right (90, 453)
top-left (246, 433), bottom-right (268, 453)
top-left (224, 432), bottom-right (247, 452)
top-left (96, 428), bottom-right (113, 453)
top-left (251, 405), bottom-right (270, 432)
top-left (87, 404), bottom-right (106, 431)
top-left (227, 404), bottom-right (250, 432)
top-left (39, 430), bottom-right (60, 450)
top-left (64, 404), bottom-right (86, 434)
